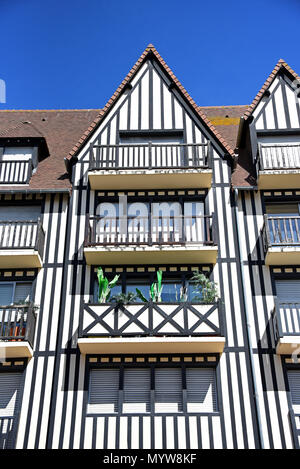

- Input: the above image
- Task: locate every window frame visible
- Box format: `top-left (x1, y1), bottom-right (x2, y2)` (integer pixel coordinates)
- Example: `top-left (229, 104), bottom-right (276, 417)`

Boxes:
top-left (0, 280), bottom-right (33, 306)
top-left (85, 356), bottom-right (219, 417)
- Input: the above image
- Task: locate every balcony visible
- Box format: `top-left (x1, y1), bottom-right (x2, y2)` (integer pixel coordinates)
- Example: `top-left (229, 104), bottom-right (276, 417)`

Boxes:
top-left (88, 142), bottom-right (212, 189)
top-left (0, 303), bottom-right (37, 358)
top-left (263, 215), bottom-right (300, 265)
top-left (0, 160), bottom-right (33, 185)
top-left (84, 214), bottom-right (218, 265)
top-left (78, 299), bottom-right (225, 354)
top-left (0, 220), bottom-right (45, 268)
top-left (257, 143), bottom-right (300, 189)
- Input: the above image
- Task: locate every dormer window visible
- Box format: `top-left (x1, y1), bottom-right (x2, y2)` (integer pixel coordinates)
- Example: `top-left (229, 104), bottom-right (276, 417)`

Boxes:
top-left (0, 145), bottom-right (37, 184)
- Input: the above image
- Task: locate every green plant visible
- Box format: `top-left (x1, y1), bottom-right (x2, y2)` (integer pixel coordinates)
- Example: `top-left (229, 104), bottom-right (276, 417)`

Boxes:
top-left (189, 271), bottom-right (218, 303)
top-left (111, 291), bottom-right (137, 305)
top-left (135, 269), bottom-right (163, 302)
top-left (97, 267), bottom-right (120, 303)
top-left (150, 269), bottom-right (163, 302)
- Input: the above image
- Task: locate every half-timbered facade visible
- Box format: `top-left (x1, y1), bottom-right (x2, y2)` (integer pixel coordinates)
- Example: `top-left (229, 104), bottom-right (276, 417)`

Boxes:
top-left (2, 46), bottom-right (300, 450)
top-left (42, 45), bottom-right (259, 450)
top-left (232, 59), bottom-right (300, 448)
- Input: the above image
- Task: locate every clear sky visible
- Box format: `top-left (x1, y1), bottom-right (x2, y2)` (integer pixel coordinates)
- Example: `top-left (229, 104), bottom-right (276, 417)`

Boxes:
top-left (1, 0), bottom-right (299, 110)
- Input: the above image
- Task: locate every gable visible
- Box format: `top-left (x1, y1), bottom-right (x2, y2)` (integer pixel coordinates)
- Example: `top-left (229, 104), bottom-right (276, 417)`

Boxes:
top-left (253, 73), bottom-right (300, 130)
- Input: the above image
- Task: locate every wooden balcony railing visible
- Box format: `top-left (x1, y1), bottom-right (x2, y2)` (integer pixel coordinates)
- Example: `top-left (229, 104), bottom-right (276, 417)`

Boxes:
top-left (89, 142), bottom-right (211, 170)
top-left (0, 219), bottom-right (45, 258)
top-left (79, 300), bottom-right (224, 339)
top-left (263, 215), bottom-right (300, 249)
top-left (84, 214), bottom-right (215, 247)
top-left (258, 143), bottom-right (300, 170)
top-left (0, 160), bottom-right (33, 184)
top-left (0, 303), bottom-right (37, 348)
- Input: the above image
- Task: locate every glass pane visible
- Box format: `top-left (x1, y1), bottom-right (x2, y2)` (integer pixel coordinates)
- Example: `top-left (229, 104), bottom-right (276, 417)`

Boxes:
top-left (188, 283), bottom-right (203, 301)
top-left (127, 283), bottom-right (149, 301)
top-left (14, 283), bottom-right (32, 304)
top-left (93, 279), bottom-right (122, 303)
top-left (0, 283), bottom-right (14, 306)
top-left (161, 283), bottom-right (182, 302)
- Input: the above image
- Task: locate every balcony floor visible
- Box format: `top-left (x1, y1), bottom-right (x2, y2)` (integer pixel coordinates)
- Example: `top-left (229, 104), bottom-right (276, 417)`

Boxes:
top-left (78, 336), bottom-right (225, 354)
top-left (0, 250), bottom-right (42, 268)
top-left (276, 336), bottom-right (300, 355)
top-left (258, 170), bottom-right (300, 189)
top-left (265, 247), bottom-right (300, 265)
top-left (84, 244), bottom-right (218, 265)
top-left (88, 168), bottom-right (212, 190)
top-left (0, 341), bottom-right (33, 358)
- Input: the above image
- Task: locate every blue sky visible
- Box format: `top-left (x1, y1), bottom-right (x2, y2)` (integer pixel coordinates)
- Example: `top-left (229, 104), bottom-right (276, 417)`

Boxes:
top-left (1, 0), bottom-right (299, 110)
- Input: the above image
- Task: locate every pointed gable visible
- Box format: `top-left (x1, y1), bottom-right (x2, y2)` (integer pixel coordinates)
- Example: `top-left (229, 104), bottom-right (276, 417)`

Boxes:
top-left (68, 44), bottom-right (236, 161)
top-left (243, 59), bottom-right (300, 130)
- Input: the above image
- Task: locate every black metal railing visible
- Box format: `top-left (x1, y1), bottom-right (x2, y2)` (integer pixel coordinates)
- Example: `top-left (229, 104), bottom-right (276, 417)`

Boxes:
top-left (258, 143), bottom-right (300, 170)
top-left (0, 303), bottom-right (37, 348)
top-left (84, 214), bottom-right (215, 247)
top-left (0, 160), bottom-right (33, 184)
top-left (89, 142), bottom-right (211, 171)
top-left (79, 300), bottom-right (224, 339)
top-left (263, 215), bottom-right (300, 249)
top-left (0, 219), bottom-right (45, 259)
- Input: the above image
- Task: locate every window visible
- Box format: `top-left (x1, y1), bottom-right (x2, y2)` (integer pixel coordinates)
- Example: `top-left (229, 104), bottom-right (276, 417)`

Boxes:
top-left (87, 366), bottom-right (218, 415)
top-left (0, 205), bottom-right (41, 222)
top-left (288, 370), bottom-right (300, 413)
top-left (0, 372), bottom-right (22, 418)
top-left (1, 147), bottom-right (34, 162)
top-left (0, 282), bottom-right (32, 306)
top-left (266, 203), bottom-right (300, 245)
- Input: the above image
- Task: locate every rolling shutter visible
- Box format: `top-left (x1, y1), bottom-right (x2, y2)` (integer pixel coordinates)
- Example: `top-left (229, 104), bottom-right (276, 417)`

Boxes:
top-left (88, 369), bottom-right (119, 414)
top-left (122, 368), bottom-right (151, 413)
top-left (186, 368), bottom-right (217, 413)
top-left (276, 280), bottom-right (300, 303)
top-left (0, 205), bottom-right (41, 221)
top-left (155, 368), bottom-right (182, 413)
top-left (288, 370), bottom-right (300, 413)
top-left (0, 373), bottom-right (22, 418)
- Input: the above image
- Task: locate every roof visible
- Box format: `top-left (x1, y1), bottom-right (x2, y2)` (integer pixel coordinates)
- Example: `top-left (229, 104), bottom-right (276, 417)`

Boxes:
top-left (198, 105), bottom-right (248, 152)
top-left (0, 109), bottom-right (100, 191)
top-left (67, 44), bottom-right (238, 161)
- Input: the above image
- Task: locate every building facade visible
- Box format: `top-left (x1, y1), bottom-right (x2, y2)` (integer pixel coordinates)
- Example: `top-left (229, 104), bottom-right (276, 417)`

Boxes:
top-left (0, 45), bottom-right (299, 449)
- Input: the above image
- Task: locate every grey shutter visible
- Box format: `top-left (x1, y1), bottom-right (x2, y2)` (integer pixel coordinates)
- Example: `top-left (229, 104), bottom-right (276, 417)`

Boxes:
top-left (186, 368), bottom-right (217, 413)
top-left (288, 370), bottom-right (300, 407)
top-left (0, 372), bottom-right (22, 417)
top-left (88, 369), bottom-right (119, 414)
top-left (122, 368), bottom-right (151, 413)
top-left (0, 205), bottom-right (40, 221)
top-left (14, 283), bottom-right (32, 304)
top-left (155, 368), bottom-right (182, 413)
top-left (276, 280), bottom-right (300, 303)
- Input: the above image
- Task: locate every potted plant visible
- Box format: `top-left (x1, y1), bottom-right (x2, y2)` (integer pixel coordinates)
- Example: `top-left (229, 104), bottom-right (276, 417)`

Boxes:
top-left (97, 267), bottom-right (120, 303)
top-left (135, 269), bottom-right (163, 303)
top-left (189, 270), bottom-right (218, 303)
